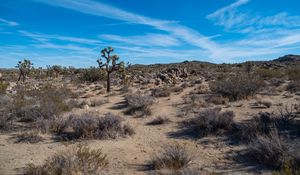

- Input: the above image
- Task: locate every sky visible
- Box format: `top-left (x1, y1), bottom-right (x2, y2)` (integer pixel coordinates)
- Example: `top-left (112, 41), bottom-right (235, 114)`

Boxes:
top-left (1, 0), bottom-right (300, 68)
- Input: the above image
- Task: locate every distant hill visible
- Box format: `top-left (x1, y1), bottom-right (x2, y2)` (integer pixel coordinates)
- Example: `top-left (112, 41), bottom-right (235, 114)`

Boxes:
top-left (273, 54), bottom-right (300, 62)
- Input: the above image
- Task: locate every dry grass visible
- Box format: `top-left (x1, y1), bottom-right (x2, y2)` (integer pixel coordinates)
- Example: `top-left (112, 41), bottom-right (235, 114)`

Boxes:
top-left (150, 144), bottom-right (192, 172)
top-left (185, 108), bottom-right (235, 137)
top-left (70, 113), bottom-right (134, 140)
top-left (22, 145), bottom-right (108, 175)
top-left (152, 86), bottom-right (171, 97)
top-left (125, 92), bottom-right (155, 117)
top-left (13, 131), bottom-right (44, 144)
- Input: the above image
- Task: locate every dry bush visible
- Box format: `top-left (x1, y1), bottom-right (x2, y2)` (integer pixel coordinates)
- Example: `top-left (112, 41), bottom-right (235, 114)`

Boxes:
top-left (210, 75), bottom-right (264, 101)
top-left (150, 144), bottom-right (192, 172)
top-left (22, 145), bottom-right (108, 175)
top-left (255, 68), bottom-right (284, 80)
top-left (67, 99), bottom-right (88, 109)
top-left (90, 99), bottom-right (108, 107)
top-left (186, 108), bottom-right (235, 137)
top-left (171, 86), bottom-right (184, 93)
top-left (205, 95), bottom-right (229, 105)
top-left (286, 65), bottom-right (300, 81)
top-left (70, 113), bottom-right (134, 140)
top-left (13, 131), bottom-right (43, 144)
top-left (152, 87), bottom-right (171, 97)
top-left (125, 93), bottom-right (155, 117)
top-left (36, 117), bottom-right (70, 135)
top-left (287, 80), bottom-right (300, 93)
top-left (8, 84), bottom-right (71, 123)
top-left (0, 81), bottom-right (8, 94)
top-left (0, 115), bottom-right (13, 132)
top-left (148, 116), bottom-right (170, 125)
top-left (80, 67), bottom-right (105, 82)
top-left (247, 131), bottom-right (287, 169)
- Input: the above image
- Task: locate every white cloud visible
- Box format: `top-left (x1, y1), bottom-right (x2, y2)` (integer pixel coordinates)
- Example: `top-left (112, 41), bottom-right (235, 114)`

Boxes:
top-left (100, 33), bottom-right (181, 47)
top-left (207, 0), bottom-right (300, 31)
top-left (0, 18), bottom-right (19, 26)
top-left (19, 30), bottom-right (102, 45)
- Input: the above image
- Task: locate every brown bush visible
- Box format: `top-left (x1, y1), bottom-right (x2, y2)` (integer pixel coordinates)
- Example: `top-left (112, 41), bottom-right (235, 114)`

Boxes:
top-left (247, 132), bottom-right (286, 169)
top-left (152, 87), bottom-right (171, 97)
top-left (70, 113), bottom-right (134, 140)
top-left (13, 131), bottom-right (43, 144)
top-left (186, 108), bottom-right (235, 137)
top-left (147, 116), bottom-right (170, 125)
top-left (150, 144), bottom-right (192, 172)
top-left (125, 93), bottom-right (155, 117)
top-left (210, 75), bottom-right (264, 101)
top-left (23, 145), bottom-right (108, 175)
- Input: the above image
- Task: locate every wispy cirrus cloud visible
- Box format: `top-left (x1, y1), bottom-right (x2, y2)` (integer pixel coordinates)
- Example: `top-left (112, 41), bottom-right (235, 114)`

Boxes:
top-left (19, 30), bottom-right (102, 45)
top-left (0, 18), bottom-right (19, 26)
top-left (207, 0), bottom-right (300, 32)
top-left (100, 33), bottom-right (181, 47)
top-left (32, 0), bottom-right (220, 56)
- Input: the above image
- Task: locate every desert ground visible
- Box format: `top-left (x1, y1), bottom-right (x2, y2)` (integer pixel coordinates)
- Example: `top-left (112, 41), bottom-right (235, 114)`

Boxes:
top-left (0, 55), bottom-right (300, 175)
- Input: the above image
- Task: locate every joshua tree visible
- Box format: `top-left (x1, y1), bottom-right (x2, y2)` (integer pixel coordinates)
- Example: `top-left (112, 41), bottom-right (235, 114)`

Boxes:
top-left (97, 47), bottom-right (124, 93)
top-left (16, 59), bottom-right (33, 82)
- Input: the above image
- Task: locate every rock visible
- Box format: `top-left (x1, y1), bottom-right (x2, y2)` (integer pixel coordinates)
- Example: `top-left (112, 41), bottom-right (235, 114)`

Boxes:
top-left (83, 104), bottom-right (89, 110)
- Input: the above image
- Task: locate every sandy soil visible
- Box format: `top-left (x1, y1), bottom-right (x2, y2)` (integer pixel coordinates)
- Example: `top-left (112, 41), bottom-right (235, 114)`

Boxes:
top-left (0, 82), bottom-right (299, 175)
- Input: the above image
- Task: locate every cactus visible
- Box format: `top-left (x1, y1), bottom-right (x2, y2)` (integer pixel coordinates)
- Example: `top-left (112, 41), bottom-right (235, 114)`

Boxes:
top-left (97, 47), bottom-right (124, 93)
top-left (16, 59), bottom-right (33, 82)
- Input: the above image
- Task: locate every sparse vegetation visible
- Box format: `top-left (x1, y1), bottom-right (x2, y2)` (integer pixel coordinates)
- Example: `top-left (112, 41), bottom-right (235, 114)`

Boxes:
top-left (125, 92), bottom-right (155, 117)
top-left (22, 145), bottom-right (108, 175)
top-left (13, 131), bottom-right (43, 144)
top-left (184, 108), bottom-right (235, 137)
top-left (150, 144), bottom-right (192, 172)
top-left (152, 86), bottom-right (171, 97)
top-left (69, 113), bottom-right (134, 140)
top-left (148, 116), bottom-right (170, 125)
top-left (210, 75), bottom-right (264, 101)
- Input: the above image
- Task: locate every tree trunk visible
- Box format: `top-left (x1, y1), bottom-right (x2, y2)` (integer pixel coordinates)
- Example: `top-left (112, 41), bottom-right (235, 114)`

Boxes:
top-left (107, 72), bottom-right (110, 93)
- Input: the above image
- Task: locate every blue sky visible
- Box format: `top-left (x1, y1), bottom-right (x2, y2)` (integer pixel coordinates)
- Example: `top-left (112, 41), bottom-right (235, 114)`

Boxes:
top-left (1, 0), bottom-right (300, 68)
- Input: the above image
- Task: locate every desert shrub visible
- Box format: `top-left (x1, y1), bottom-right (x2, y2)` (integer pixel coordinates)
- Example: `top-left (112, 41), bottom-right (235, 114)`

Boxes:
top-left (36, 84), bottom-right (71, 118)
top-left (152, 87), bottom-right (171, 97)
top-left (287, 80), bottom-right (300, 93)
top-left (125, 93), bottom-right (155, 117)
top-left (70, 113), bottom-right (134, 140)
top-left (171, 86), bottom-right (184, 93)
top-left (269, 78), bottom-right (285, 87)
top-left (0, 81), bottom-right (8, 94)
top-left (90, 99), bottom-right (108, 107)
top-left (0, 115), bottom-right (13, 132)
top-left (205, 95), bottom-right (229, 105)
top-left (67, 99), bottom-right (88, 109)
top-left (148, 116), bottom-right (170, 125)
top-left (80, 67), bottom-right (105, 82)
top-left (150, 144), bottom-right (192, 172)
top-left (255, 68), bottom-right (284, 79)
top-left (22, 145), bottom-right (108, 175)
top-left (247, 132), bottom-right (287, 169)
top-left (36, 117), bottom-right (70, 135)
top-left (13, 131), bottom-right (43, 144)
top-left (9, 84), bottom-right (71, 123)
top-left (186, 108), bottom-right (235, 137)
top-left (286, 65), bottom-right (300, 81)
top-left (210, 75), bottom-right (264, 101)
top-left (235, 113), bottom-right (274, 142)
